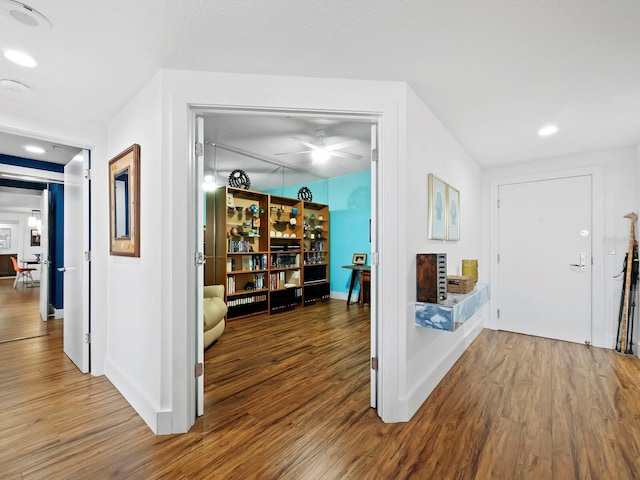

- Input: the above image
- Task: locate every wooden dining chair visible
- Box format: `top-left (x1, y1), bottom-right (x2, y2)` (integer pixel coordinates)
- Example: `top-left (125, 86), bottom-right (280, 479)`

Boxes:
top-left (10, 256), bottom-right (36, 288)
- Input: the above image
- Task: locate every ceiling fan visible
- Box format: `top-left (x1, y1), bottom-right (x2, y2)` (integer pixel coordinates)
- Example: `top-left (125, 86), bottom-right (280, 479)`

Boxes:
top-left (275, 129), bottom-right (362, 163)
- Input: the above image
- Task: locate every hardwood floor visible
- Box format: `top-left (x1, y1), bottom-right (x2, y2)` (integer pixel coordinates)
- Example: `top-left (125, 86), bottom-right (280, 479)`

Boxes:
top-left (2, 279), bottom-right (640, 479)
top-left (0, 277), bottom-right (48, 343)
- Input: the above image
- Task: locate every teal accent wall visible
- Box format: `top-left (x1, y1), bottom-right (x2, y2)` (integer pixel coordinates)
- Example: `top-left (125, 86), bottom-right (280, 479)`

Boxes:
top-left (328, 171), bottom-right (370, 294)
top-left (265, 170), bottom-right (371, 295)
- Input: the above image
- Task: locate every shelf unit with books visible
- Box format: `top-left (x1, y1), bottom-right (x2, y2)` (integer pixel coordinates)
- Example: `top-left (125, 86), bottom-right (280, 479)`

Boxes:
top-left (211, 187), bottom-right (331, 319)
top-left (268, 195), bottom-right (304, 312)
top-left (214, 186), bottom-right (270, 319)
top-left (302, 201), bottom-right (330, 304)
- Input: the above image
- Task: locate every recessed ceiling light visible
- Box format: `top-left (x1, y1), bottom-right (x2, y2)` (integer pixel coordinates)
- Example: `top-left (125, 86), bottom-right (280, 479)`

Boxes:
top-left (1, 1), bottom-right (51, 30)
top-left (538, 125), bottom-right (559, 137)
top-left (4, 49), bottom-right (36, 67)
top-left (0, 78), bottom-right (29, 94)
top-left (25, 145), bottom-right (45, 154)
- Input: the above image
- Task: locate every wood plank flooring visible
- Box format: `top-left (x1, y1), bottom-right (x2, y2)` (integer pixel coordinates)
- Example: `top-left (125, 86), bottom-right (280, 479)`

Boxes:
top-left (0, 277), bottom-right (48, 343)
top-left (2, 278), bottom-right (640, 478)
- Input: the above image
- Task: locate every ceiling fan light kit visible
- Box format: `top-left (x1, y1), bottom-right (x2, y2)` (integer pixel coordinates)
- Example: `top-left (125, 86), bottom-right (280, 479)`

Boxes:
top-left (276, 128), bottom-right (363, 163)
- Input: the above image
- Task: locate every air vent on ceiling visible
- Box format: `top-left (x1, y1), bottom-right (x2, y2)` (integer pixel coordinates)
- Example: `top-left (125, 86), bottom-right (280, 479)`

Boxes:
top-left (1, 1), bottom-right (51, 30)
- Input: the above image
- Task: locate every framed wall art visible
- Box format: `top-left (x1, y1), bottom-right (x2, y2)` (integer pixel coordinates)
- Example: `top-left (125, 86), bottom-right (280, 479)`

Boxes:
top-left (109, 144), bottom-right (141, 257)
top-left (446, 184), bottom-right (460, 241)
top-left (428, 174), bottom-right (447, 240)
top-left (352, 253), bottom-right (367, 265)
top-left (30, 229), bottom-right (41, 247)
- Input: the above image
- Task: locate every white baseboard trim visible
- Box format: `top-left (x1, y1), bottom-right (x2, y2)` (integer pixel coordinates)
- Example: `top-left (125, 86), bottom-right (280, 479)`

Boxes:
top-left (401, 307), bottom-right (487, 420)
top-left (331, 291), bottom-right (348, 301)
top-left (54, 308), bottom-right (64, 319)
top-left (104, 358), bottom-right (173, 435)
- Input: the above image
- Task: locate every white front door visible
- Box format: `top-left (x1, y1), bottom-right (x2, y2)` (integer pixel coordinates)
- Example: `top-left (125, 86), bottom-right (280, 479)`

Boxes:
top-left (497, 175), bottom-right (592, 344)
top-left (62, 150), bottom-right (90, 373)
top-left (39, 189), bottom-right (50, 321)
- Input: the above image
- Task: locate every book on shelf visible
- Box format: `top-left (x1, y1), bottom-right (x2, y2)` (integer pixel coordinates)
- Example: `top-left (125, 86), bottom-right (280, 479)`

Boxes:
top-left (227, 293), bottom-right (267, 308)
top-left (227, 276), bottom-right (236, 294)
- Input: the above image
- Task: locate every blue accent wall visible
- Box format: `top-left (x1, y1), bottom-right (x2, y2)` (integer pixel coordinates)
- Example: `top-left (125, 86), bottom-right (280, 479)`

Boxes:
top-left (0, 153), bottom-right (64, 173)
top-left (266, 170), bottom-right (371, 295)
top-left (48, 183), bottom-right (64, 309)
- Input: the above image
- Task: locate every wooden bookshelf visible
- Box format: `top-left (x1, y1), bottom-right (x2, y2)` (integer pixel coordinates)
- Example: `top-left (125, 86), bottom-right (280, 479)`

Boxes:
top-left (211, 187), bottom-right (330, 319)
top-left (268, 195), bottom-right (304, 312)
top-left (302, 201), bottom-right (330, 304)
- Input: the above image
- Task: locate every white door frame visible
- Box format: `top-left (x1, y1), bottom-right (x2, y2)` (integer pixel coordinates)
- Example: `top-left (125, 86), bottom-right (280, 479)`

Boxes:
top-left (39, 188), bottom-right (50, 321)
top-left (0, 125), bottom-right (94, 368)
top-left (186, 105), bottom-right (382, 425)
top-left (489, 166), bottom-right (606, 347)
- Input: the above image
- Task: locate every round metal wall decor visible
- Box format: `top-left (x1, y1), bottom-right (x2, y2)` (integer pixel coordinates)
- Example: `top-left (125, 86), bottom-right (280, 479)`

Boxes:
top-left (297, 186), bottom-right (313, 201)
top-left (228, 169), bottom-right (251, 189)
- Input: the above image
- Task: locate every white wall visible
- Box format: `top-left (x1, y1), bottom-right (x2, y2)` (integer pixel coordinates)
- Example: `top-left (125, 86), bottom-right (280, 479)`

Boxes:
top-left (482, 146), bottom-right (638, 349)
top-left (104, 74), bottom-right (169, 433)
top-left (400, 87), bottom-right (485, 417)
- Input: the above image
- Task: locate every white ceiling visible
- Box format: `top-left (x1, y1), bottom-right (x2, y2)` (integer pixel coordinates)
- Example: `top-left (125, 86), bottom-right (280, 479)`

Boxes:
top-left (202, 112), bottom-right (373, 191)
top-left (1, 0), bottom-right (640, 170)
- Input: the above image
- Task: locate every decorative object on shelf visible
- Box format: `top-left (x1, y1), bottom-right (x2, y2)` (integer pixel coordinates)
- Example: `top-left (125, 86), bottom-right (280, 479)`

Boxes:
top-left (226, 194), bottom-right (234, 208)
top-left (446, 275), bottom-right (475, 294)
top-left (109, 143), bottom-right (141, 257)
top-left (352, 253), bottom-right (367, 265)
top-left (417, 253), bottom-right (447, 303)
top-left (462, 259), bottom-right (478, 282)
top-left (291, 207), bottom-right (298, 215)
top-left (297, 186), bottom-right (313, 201)
top-left (228, 169), bottom-right (251, 189)
top-left (289, 218), bottom-right (297, 226)
top-left (230, 227), bottom-right (239, 236)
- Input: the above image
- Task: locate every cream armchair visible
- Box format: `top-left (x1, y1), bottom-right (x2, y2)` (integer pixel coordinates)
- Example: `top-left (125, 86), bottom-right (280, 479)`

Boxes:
top-left (204, 285), bottom-right (228, 348)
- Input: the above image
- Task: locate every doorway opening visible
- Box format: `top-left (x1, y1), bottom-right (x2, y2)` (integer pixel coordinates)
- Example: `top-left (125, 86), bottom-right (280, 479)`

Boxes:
top-left (191, 107), bottom-right (381, 419)
top-left (0, 129), bottom-right (92, 371)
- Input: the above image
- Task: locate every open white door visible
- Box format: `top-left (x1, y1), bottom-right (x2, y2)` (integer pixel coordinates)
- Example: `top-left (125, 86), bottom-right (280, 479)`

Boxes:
top-left (61, 150), bottom-right (90, 373)
top-left (370, 123), bottom-right (379, 409)
top-left (195, 116), bottom-right (205, 416)
top-left (39, 189), bottom-right (50, 321)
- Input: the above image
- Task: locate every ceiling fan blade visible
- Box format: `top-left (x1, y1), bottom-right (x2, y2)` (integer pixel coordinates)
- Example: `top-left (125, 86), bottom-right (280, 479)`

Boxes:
top-left (328, 150), bottom-right (363, 160)
top-left (291, 136), bottom-right (322, 151)
top-left (325, 139), bottom-right (360, 151)
top-left (274, 150), bottom-right (315, 156)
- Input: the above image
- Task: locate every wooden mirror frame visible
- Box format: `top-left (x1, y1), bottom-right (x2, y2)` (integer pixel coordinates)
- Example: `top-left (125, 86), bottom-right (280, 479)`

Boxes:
top-left (109, 144), bottom-right (140, 257)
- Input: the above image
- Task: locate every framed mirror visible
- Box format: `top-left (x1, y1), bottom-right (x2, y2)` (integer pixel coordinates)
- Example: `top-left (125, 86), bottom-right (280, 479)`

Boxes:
top-left (109, 144), bottom-right (140, 256)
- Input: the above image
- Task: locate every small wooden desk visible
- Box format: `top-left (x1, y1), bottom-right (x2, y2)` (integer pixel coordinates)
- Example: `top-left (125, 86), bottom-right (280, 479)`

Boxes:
top-left (342, 265), bottom-right (371, 305)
